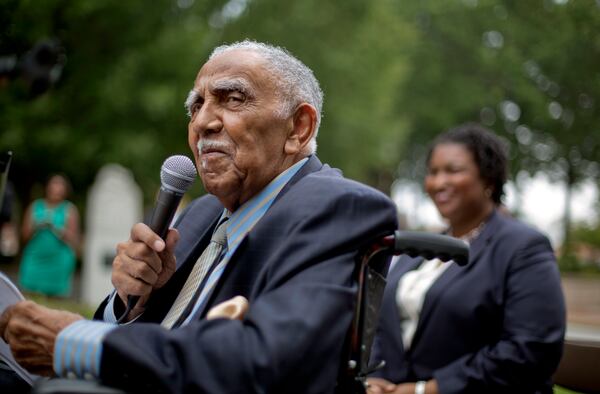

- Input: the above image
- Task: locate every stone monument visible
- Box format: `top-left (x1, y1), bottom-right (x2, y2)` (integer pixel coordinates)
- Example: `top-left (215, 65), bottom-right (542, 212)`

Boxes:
top-left (82, 164), bottom-right (142, 307)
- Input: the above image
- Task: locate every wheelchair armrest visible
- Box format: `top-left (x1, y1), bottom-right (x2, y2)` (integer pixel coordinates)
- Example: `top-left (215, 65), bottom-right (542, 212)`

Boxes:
top-left (32, 378), bottom-right (128, 394)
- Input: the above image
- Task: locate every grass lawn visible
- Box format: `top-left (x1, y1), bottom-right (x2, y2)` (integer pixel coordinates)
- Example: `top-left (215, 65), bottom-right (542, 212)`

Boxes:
top-left (555, 386), bottom-right (584, 394)
top-left (24, 292), bottom-right (96, 319)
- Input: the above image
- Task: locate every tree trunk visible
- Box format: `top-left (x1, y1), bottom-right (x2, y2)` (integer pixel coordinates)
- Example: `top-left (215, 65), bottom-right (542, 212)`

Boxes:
top-left (562, 160), bottom-right (576, 267)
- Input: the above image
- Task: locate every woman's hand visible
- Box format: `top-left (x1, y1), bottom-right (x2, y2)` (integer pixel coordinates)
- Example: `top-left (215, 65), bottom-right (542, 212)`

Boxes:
top-left (367, 377), bottom-right (396, 394)
top-left (367, 378), bottom-right (440, 394)
top-left (396, 380), bottom-right (439, 394)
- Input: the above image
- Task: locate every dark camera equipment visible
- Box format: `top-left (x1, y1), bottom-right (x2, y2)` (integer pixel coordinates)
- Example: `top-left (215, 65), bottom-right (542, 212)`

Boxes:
top-left (0, 39), bottom-right (66, 97)
top-left (0, 151), bottom-right (12, 210)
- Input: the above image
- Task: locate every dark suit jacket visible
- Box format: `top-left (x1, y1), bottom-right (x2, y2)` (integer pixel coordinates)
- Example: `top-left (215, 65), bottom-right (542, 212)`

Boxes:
top-left (94, 155), bottom-right (398, 394)
top-left (370, 209), bottom-right (565, 394)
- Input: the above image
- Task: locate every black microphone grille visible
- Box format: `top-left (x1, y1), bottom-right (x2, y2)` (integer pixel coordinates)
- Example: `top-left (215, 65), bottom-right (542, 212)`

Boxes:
top-left (160, 155), bottom-right (197, 194)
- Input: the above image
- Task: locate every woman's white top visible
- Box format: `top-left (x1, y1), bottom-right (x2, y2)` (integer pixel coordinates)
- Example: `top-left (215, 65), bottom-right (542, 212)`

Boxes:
top-left (395, 225), bottom-right (482, 350)
top-left (395, 257), bottom-right (451, 349)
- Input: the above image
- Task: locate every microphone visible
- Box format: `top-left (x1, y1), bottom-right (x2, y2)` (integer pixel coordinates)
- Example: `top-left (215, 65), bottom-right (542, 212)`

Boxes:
top-left (120, 155), bottom-right (197, 323)
top-left (147, 155), bottom-right (197, 238)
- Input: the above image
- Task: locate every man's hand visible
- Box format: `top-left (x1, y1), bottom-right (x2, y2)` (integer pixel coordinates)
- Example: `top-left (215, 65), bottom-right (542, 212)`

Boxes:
top-left (0, 301), bottom-right (83, 376)
top-left (112, 223), bottom-right (179, 319)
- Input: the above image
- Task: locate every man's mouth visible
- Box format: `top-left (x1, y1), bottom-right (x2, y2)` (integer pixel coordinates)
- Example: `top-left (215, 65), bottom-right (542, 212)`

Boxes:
top-left (198, 140), bottom-right (229, 157)
top-left (201, 148), bottom-right (225, 156)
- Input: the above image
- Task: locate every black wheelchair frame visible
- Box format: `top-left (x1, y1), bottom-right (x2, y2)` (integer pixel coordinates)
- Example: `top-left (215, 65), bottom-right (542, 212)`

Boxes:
top-left (335, 230), bottom-right (469, 394)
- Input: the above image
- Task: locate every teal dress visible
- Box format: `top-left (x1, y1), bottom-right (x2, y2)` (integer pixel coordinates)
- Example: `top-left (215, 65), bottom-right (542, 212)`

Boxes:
top-left (19, 199), bottom-right (76, 296)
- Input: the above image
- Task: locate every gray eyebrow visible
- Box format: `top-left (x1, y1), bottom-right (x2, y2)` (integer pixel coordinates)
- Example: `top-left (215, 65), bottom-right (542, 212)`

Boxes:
top-left (184, 89), bottom-right (199, 117)
top-left (184, 78), bottom-right (256, 117)
top-left (211, 78), bottom-right (254, 96)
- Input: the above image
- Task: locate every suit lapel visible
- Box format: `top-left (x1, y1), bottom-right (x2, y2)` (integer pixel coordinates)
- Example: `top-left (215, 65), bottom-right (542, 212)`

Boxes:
top-left (219, 155), bottom-right (322, 267)
top-left (176, 205), bottom-right (222, 271)
top-left (195, 156), bottom-right (324, 317)
top-left (462, 210), bottom-right (500, 265)
top-left (141, 198), bottom-right (223, 322)
top-left (383, 255), bottom-right (424, 354)
top-left (222, 155), bottom-right (323, 264)
top-left (274, 155), bottom-right (324, 203)
top-left (409, 210), bottom-right (501, 348)
top-left (389, 254), bottom-right (423, 280)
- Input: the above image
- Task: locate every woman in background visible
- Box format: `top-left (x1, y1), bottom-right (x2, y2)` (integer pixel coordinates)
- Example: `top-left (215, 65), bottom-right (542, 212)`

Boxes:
top-left (19, 174), bottom-right (80, 297)
top-left (368, 123), bottom-right (565, 394)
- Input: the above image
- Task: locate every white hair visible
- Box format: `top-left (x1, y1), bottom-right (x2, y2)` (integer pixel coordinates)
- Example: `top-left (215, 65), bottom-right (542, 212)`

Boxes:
top-left (207, 40), bottom-right (323, 154)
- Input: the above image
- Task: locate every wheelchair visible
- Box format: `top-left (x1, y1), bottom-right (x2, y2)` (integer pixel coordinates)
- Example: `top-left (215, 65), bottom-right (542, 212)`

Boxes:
top-left (32, 230), bottom-right (469, 394)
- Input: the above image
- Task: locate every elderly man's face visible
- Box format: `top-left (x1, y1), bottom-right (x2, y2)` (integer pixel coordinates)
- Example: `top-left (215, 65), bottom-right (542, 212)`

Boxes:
top-left (187, 49), bottom-right (296, 211)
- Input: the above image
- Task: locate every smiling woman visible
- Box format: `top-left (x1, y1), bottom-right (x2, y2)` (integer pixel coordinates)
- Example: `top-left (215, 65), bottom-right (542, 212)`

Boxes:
top-left (369, 123), bottom-right (566, 394)
top-left (423, 123), bottom-right (507, 238)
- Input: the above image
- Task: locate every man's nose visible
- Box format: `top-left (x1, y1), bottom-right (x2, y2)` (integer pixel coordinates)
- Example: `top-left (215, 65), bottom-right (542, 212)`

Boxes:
top-left (191, 101), bottom-right (223, 135)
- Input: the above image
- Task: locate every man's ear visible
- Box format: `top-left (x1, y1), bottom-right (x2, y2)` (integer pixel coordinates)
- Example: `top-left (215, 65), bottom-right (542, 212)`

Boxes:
top-left (284, 103), bottom-right (317, 155)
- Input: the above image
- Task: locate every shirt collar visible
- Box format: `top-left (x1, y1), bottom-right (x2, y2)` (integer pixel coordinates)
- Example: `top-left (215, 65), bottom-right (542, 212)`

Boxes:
top-left (220, 157), bottom-right (308, 258)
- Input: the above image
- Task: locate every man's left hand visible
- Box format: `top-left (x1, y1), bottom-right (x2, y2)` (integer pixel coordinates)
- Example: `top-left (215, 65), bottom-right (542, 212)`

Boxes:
top-left (0, 301), bottom-right (83, 376)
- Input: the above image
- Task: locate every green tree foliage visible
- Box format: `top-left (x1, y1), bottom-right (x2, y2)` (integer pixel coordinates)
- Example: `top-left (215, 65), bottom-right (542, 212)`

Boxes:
top-left (395, 1), bottom-right (600, 174)
top-left (1, 0), bottom-right (598, 252)
top-left (1, 0), bottom-right (223, 207)
top-left (215, 0), bottom-right (414, 190)
top-left (560, 222), bottom-right (600, 272)
top-left (572, 224), bottom-right (600, 249)
top-left (1, 0), bottom-right (414, 210)
top-left (390, 0), bottom-right (600, 250)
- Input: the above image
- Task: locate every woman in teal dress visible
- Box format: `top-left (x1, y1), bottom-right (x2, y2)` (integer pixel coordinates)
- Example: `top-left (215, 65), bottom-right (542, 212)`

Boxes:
top-left (19, 174), bottom-right (80, 297)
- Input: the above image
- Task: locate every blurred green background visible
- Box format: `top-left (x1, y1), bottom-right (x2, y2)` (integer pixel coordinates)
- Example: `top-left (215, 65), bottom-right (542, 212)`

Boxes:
top-left (2, 0), bottom-right (599, 266)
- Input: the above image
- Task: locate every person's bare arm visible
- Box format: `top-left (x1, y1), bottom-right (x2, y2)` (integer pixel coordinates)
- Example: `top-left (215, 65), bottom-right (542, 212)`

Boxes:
top-left (62, 204), bottom-right (80, 253)
top-left (20, 204), bottom-right (34, 243)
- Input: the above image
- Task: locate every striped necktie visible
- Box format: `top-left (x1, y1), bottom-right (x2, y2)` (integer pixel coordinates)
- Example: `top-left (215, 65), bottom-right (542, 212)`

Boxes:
top-left (161, 218), bottom-right (228, 329)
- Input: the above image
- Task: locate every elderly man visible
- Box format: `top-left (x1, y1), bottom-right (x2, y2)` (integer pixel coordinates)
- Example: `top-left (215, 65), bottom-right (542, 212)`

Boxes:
top-left (1, 41), bottom-right (397, 393)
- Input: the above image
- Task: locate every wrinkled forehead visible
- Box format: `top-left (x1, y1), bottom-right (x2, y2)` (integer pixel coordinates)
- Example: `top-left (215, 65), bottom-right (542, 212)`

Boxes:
top-left (194, 49), bottom-right (273, 92)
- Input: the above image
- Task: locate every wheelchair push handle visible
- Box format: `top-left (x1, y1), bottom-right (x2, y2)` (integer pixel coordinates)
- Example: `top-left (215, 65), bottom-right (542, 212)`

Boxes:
top-left (382, 230), bottom-right (470, 266)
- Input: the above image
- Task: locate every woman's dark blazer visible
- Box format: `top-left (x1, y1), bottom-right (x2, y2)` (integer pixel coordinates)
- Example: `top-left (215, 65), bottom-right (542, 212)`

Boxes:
top-left (370, 209), bottom-right (566, 394)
